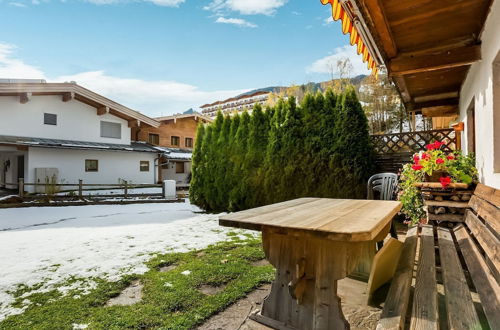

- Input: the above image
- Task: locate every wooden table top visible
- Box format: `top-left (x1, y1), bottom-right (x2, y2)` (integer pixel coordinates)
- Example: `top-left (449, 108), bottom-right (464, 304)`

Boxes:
top-left (219, 198), bottom-right (402, 242)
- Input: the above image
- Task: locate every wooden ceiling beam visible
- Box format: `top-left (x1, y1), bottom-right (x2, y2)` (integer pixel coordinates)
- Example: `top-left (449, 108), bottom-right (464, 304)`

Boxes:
top-left (389, 44), bottom-right (481, 76)
top-left (19, 92), bottom-right (31, 104)
top-left (414, 92), bottom-right (459, 103)
top-left (97, 106), bottom-right (109, 115)
top-left (128, 119), bottom-right (140, 128)
top-left (411, 98), bottom-right (459, 111)
top-left (62, 92), bottom-right (74, 102)
top-left (391, 75), bottom-right (411, 103)
top-left (362, 0), bottom-right (397, 58)
top-left (421, 105), bottom-right (458, 118)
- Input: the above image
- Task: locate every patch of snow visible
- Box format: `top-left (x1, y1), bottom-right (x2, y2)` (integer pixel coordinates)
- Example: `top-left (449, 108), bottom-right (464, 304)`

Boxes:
top-left (180, 270), bottom-right (191, 276)
top-left (164, 282), bottom-right (173, 288)
top-left (72, 324), bottom-right (89, 329)
top-left (0, 195), bottom-right (17, 202)
top-left (0, 200), bottom-right (255, 320)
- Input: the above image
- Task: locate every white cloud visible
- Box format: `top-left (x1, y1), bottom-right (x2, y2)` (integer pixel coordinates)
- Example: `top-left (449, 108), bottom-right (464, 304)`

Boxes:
top-left (0, 42), bottom-right (250, 116)
top-left (205, 0), bottom-right (287, 15)
top-left (323, 16), bottom-right (333, 25)
top-left (215, 17), bottom-right (257, 28)
top-left (0, 44), bottom-right (45, 79)
top-left (8, 2), bottom-right (27, 7)
top-left (306, 45), bottom-right (371, 77)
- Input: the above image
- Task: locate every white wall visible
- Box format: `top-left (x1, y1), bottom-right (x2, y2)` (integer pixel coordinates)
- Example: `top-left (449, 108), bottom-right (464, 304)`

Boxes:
top-left (25, 147), bottom-right (157, 192)
top-left (161, 161), bottom-right (191, 187)
top-left (0, 95), bottom-right (131, 144)
top-left (459, 0), bottom-right (500, 189)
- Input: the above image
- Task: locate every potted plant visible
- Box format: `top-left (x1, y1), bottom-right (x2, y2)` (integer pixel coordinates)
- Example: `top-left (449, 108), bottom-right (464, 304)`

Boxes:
top-left (398, 141), bottom-right (477, 225)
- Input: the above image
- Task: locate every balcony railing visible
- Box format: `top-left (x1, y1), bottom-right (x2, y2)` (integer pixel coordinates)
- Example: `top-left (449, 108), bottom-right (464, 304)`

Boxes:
top-left (371, 128), bottom-right (456, 154)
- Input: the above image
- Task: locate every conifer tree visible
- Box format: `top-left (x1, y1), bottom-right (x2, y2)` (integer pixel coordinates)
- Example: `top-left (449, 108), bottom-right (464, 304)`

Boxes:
top-left (228, 111), bottom-right (251, 211)
top-left (189, 124), bottom-right (205, 206)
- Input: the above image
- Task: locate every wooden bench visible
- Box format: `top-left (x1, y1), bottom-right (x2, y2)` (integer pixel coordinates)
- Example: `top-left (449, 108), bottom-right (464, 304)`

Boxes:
top-left (377, 183), bottom-right (500, 330)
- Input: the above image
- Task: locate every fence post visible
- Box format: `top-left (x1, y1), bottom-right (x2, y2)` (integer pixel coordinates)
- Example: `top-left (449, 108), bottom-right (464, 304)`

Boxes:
top-left (18, 178), bottom-right (24, 198)
top-left (124, 180), bottom-right (128, 198)
top-left (162, 181), bottom-right (166, 198)
top-left (78, 180), bottom-right (83, 199)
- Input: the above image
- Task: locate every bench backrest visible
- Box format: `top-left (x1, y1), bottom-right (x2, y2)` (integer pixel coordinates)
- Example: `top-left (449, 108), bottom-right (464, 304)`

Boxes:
top-left (465, 183), bottom-right (500, 280)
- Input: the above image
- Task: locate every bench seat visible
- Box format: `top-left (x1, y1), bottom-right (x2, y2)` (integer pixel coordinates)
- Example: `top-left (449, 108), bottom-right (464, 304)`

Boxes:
top-left (377, 184), bottom-right (500, 330)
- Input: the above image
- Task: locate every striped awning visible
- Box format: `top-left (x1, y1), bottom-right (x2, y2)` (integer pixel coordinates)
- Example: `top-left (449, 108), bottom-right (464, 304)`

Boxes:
top-left (321, 0), bottom-right (378, 76)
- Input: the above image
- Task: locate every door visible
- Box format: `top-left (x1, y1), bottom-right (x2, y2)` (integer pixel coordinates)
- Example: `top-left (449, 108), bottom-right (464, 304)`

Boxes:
top-left (17, 155), bottom-right (24, 180)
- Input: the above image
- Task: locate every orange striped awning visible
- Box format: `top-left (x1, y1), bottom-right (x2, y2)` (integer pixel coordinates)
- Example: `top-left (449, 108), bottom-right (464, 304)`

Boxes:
top-left (321, 0), bottom-right (378, 76)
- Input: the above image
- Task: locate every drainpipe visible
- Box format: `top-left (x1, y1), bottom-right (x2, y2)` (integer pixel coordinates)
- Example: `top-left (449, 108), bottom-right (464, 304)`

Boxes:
top-left (154, 153), bottom-right (162, 184)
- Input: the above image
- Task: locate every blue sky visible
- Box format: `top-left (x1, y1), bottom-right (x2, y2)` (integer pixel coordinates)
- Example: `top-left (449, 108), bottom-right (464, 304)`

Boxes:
top-left (0, 0), bottom-right (369, 116)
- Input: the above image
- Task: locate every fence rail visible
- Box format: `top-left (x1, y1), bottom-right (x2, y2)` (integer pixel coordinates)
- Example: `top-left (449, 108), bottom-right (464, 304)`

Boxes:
top-left (371, 128), bottom-right (456, 154)
top-left (11, 179), bottom-right (163, 199)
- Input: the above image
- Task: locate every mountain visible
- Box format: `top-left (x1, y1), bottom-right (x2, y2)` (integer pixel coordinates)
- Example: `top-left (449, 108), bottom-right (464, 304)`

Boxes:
top-left (235, 75), bottom-right (367, 98)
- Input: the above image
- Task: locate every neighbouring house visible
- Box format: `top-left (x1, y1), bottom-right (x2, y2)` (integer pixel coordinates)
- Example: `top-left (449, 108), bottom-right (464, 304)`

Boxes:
top-left (0, 79), bottom-right (162, 193)
top-left (132, 113), bottom-right (212, 188)
top-left (200, 91), bottom-right (270, 118)
top-left (323, 0), bottom-right (499, 189)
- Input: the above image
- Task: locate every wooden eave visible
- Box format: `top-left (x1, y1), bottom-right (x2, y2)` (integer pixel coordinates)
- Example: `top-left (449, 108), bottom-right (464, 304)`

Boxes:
top-left (0, 82), bottom-right (161, 127)
top-left (354, 0), bottom-right (494, 117)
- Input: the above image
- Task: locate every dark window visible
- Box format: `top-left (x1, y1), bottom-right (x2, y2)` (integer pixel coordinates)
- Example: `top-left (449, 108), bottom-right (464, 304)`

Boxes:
top-left (175, 162), bottom-right (184, 173)
top-left (149, 133), bottom-right (160, 145)
top-left (171, 136), bottom-right (180, 146)
top-left (44, 113), bottom-right (57, 125)
top-left (85, 159), bottom-right (98, 172)
top-left (100, 121), bottom-right (121, 139)
top-left (185, 137), bottom-right (193, 148)
top-left (140, 161), bottom-right (150, 172)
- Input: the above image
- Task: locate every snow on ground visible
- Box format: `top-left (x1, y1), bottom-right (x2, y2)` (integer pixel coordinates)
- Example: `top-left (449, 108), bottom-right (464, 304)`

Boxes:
top-left (0, 200), bottom-right (253, 321)
top-left (56, 187), bottom-right (163, 196)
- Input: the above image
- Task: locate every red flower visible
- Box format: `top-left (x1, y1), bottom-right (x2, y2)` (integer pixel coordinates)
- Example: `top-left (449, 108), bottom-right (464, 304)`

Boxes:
top-left (434, 141), bottom-right (443, 149)
top-left (412, 164), bottom-right (423, 171)
top-left (447, 155), bottom-right (454, 160)
top-left (440, 176), bottom-right (452, 188)
top-left (436, 158), bottom-right (444, 164)
top-left (421, 153), bottom-right (431, 160)
top-left (413, 155), bottom-right (420, 163)
top-left (426, 143), bottom-right (435, 150)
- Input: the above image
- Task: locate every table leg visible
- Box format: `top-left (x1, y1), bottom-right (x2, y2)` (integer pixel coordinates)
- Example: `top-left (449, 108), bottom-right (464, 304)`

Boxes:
top-left (254, 228), bottom-right (373, 330)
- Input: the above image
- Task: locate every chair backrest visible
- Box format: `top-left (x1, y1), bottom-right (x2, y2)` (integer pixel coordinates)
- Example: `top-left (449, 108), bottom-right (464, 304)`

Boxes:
top-left (367, 173), bottom-right (398, 200)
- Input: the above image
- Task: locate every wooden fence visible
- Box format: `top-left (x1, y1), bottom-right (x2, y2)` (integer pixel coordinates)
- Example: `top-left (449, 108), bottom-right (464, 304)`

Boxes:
top-left (9, 179), bottom-right (163, 199)
top-left (370, 128), bottom-right (457, 173)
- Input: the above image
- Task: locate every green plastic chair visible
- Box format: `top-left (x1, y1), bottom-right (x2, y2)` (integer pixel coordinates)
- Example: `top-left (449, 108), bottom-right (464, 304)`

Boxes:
top-left (367, 173), bottom-right (399, 239)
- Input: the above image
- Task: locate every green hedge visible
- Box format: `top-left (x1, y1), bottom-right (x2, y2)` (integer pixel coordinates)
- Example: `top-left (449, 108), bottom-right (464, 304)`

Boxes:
top-left (190, 88), bottom-right (374, 212)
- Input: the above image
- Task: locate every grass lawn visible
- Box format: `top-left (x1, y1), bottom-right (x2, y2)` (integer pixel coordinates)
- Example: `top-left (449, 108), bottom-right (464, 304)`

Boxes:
top-left (0, 233), bottom-right (274, 330)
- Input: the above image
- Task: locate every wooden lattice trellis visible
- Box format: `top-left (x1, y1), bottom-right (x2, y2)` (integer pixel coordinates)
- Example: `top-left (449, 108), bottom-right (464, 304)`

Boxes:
top-left (371, 129), bottom-right (456, 154)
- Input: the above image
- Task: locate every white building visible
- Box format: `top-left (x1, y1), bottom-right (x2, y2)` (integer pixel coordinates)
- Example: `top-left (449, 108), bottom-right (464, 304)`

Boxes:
top-left (200, 91), bottom-right (270, 118)
top-left (0, 80), bottom-right (162, 193)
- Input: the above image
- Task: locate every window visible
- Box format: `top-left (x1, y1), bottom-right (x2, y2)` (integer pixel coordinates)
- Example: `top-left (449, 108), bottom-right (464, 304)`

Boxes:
top-left (100, 121), bottom-right (121, 139)
top-left (140, 161), bottom-right (150, 172)
top-left (171, 136), bottom-right (180, 146)
top-left (175, 162), bottom-right (184, 173)
top-left (85, 159), bottom-right (98, 172)
top-left (44, 113), bottom-right (57, 125)
top-left (185, 137), bottom-right (193, 148)
top-left (149, 133), bottom-right (160, 145)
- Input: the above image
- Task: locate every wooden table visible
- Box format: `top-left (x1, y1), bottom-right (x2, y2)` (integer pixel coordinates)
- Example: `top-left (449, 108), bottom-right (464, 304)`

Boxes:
top-left (219, 198), bottom-right (402, 330)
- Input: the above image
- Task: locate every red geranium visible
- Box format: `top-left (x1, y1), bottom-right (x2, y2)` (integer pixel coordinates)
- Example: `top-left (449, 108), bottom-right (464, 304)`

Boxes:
top-left (426, 143), bottom-right (435, 150)
top-left (421, 153), bottom-right (431, 160)
top-left (413, 155), bottom-right (420, 163)
top-left (433, 141), bottom-right (443, 149)
top-left (412, 164), bottom-right (423, 171)
top-left (440, 176), bottom-right (452, 188)
top-left (447, 155), bottom-right (454, 160)
top-left (436, 158), bottom-right (444, 164)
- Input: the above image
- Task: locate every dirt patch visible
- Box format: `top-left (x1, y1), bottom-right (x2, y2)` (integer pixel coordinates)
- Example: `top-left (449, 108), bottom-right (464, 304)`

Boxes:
top-left (159, 264), bottom-right (177, 272)
top-left (106, 280), bottom-right (143, 306)
top-left (250, 259), bottom-right (270, 267)
top-left (198, 284), bottom-right (227, 296)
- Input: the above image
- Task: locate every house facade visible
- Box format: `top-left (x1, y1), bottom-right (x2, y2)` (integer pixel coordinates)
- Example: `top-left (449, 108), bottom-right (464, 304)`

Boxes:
top-left (322, 0), bottom-right (499, 189)
top-left (132, 113), bottom-right (211, 188)
top-left (200, 91), bottom-right (270, 118)
top-left (0, 80), bottom-right (161, 192)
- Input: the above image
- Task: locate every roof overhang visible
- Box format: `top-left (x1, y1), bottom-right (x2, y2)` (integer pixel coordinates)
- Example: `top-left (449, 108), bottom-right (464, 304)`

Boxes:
top-left (325, 0), bottom-right (494, 117)
top-left (0, 82), bottom-right (161, 127)
top-left (154, 113), bottom-right (213, 123)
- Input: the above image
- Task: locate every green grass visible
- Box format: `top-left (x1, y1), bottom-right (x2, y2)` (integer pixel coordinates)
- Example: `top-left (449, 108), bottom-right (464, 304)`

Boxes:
top-left (0, 234), bottom-right (274, 330)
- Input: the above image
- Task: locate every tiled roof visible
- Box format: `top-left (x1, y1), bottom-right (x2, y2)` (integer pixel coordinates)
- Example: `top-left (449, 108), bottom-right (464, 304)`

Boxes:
top-left (0, 135), bottom-right (158, 153)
